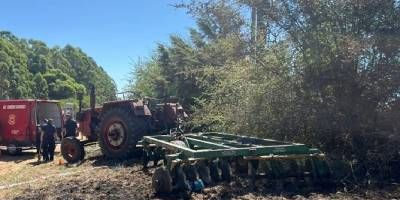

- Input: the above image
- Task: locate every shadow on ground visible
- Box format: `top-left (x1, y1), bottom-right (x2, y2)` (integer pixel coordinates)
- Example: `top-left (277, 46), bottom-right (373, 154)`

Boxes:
top-left (0, 150), bottom-right (36, 163)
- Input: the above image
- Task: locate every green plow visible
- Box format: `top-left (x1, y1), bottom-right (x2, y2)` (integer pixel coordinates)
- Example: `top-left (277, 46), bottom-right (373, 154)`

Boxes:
top-left (142, 132), bottom-right (332, 194)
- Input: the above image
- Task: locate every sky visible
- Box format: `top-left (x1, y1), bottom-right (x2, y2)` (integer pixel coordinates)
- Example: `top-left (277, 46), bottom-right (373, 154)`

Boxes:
top-left (0, 0), bottom-right (195, 91)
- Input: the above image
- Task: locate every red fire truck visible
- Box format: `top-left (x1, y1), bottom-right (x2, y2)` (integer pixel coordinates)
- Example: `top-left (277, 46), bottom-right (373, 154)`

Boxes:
top-left (0, 100), bottom-right (63, 155)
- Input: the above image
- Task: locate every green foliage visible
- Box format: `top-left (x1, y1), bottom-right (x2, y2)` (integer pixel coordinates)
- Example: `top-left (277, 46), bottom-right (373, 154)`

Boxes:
top-left (0, 31), bottom-right (116, 102)
top-left (32, 73), bottom-right (48, 99)
top-left (129, 58), bottom-right (166, 98)
top-left (0, 33), bottom-right (31, 99)
top-left (61, 45), bottom-right (117, 103)
top-left (130, 0), bottom-right (400, 181)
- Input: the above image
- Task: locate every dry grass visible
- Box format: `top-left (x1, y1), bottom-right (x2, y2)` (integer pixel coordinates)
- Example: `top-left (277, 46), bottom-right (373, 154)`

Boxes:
top-left (0, 147), bottom-right (83, 199)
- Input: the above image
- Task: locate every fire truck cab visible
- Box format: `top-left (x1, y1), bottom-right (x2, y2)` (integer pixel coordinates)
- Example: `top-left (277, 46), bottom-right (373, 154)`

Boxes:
top-left (0, 100), bottom-right (63, 155)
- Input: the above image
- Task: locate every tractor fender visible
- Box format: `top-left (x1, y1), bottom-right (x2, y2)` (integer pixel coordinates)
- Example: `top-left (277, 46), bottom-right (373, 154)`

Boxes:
top-left (102, 100), bottom-right (151, 117)
top-left (132, 100), bottom-right (151, 116)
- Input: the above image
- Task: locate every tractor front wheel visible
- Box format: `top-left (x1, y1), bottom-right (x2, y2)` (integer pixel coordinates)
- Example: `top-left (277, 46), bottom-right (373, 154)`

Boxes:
top-left (61, 137), bottom-right (85, 164)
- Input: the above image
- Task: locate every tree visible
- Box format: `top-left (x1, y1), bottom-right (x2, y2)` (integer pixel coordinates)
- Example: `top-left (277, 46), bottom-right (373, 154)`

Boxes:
top-left (0, 32), bottom-right (117, 102)
top-left (0, 62), bottom-right (10, 98)
top-left (32, 73), bottom-right (48, 99)
top-left (43, 69), bottom-right (86, 100)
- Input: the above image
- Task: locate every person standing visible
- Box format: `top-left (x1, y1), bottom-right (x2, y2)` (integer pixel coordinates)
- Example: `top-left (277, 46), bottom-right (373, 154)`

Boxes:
top-left (64, 114), bottom-right (77, 138)
top-left (41, 119), bottom-right (56, 162)
top-left (36, 119), bottom-right (47, 162)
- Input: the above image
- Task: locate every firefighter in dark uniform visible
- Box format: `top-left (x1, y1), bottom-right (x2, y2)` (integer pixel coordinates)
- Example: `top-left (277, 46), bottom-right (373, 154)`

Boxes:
top-left (41, 119), bottom-right (56, 162)
top-left (64, 114), bottom-right (77, 138)
top-left (36, 119), bottom-right (48, 161)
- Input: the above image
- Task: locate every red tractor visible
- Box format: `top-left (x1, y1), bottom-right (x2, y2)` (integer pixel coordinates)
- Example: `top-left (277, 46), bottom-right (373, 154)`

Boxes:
top-left (61, 86), bottom-right (186, 163)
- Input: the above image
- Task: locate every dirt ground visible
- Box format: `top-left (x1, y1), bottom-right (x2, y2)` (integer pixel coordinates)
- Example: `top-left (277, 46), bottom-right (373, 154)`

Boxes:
top-left (1, 145), bottom-right (400, 200)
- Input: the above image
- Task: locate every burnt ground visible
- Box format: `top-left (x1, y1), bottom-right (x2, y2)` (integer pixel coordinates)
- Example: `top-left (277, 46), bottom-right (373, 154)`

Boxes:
top-left (0, 145), bottom-right (399, 200)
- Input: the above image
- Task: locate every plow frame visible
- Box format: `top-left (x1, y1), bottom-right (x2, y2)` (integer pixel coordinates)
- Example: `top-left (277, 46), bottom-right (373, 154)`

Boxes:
top-left (143, 132), bottom-right (322, 158)
top-left (142, 132), bottom-right (327, 172)
top-left (144, 132), bottom-right (333, 194)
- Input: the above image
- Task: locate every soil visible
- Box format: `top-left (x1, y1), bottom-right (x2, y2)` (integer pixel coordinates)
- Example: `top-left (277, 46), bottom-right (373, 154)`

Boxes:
top-left (1, 145), bottom-right (399, 200)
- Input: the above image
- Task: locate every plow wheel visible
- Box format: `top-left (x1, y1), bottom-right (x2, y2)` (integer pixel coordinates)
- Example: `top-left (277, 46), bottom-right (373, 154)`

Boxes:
top-left (285, 160), bottom-right (301, 191)
top-left (61, 137), bottom-right (85, 164)
top-left (234, 158), bottom-right (248, 175)
top-left (152, 167), bottom-right (173, 194)
top-left (98, 107), bottom-right (147, 159)
top-left (312, 157), bottom-right (333, 187)
top-left (304, 157), bottom-right (332, 188)
top-left (303, 158), bottom-right (317, 189)
top-left (219, 160), bottom-right (232, 182)
top-left (173, 165), bottom-right (191, 192)
top-left (184, 163), bottom-right (206, 192)
top-left (184, 164), bottom-right (199, 182)
top-left (209, 160), bottom-right (221, 182)
top-left (197, 161), bottom-right (212, 186)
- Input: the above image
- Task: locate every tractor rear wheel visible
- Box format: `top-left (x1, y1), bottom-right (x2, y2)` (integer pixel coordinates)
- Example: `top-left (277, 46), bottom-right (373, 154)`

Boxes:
top-left (61, 137), bottom-right (85, 164)
top-left (98, 107), bottom-right (147, 159)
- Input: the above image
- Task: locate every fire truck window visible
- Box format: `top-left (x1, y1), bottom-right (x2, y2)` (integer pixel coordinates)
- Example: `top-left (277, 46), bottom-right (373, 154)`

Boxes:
top-left (37, 102), bottom-right (62, 128)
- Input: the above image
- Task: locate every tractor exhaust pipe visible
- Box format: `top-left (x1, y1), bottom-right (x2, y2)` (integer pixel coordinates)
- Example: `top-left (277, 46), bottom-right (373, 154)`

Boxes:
top-left (90, 84), bottom-right (96, 111)
top-left (77, 92), bottom-right (83, 113)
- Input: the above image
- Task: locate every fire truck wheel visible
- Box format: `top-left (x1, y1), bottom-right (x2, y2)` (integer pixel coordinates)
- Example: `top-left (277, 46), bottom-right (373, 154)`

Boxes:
top-left (98, 107), bottom-right (148, 159)
top-left (6, 144), bottom-right (22, 156)
top-left (61, 137), bottom-right (85, 164)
